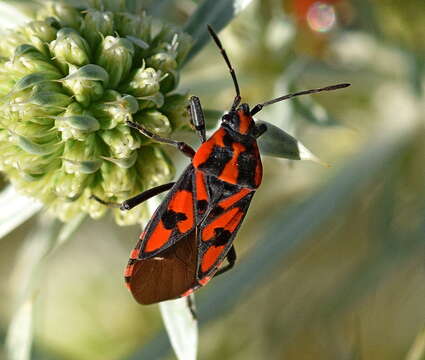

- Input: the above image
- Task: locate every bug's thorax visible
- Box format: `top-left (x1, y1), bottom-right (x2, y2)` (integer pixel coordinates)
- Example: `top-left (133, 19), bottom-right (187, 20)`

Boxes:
top-left (192, 105), bottom-right (263, 189)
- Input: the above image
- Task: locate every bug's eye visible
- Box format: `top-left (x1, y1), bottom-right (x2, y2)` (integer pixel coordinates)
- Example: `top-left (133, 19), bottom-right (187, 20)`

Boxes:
top-left (222, 114), bottom-right (232, 122)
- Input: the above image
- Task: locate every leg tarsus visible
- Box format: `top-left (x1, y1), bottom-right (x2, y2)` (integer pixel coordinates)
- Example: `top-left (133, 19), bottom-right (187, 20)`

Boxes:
top-left (186, 295), bottom-right (197, 320)
top-left (126, 120), bottom-right (195, 158)
top-left (90, 195), bottom-right (121, 208)
top-left (214, 245), bottom-right (236, 277)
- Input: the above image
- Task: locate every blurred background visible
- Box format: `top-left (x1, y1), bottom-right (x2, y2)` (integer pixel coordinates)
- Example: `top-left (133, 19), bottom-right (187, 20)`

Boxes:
top-left (0, 0), bottom-right (424, 359)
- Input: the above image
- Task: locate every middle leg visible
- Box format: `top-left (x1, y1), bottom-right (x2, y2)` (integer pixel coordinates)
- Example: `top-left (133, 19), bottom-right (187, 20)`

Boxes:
top-left (91, 182), bottom-right (175, 211)
top-left (214, 245), bottom-right (237, 277)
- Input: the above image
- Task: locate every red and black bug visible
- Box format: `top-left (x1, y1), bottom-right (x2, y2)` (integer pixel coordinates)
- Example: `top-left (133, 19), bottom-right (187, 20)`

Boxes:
top-left (93, 26), bottom-right (349, 305)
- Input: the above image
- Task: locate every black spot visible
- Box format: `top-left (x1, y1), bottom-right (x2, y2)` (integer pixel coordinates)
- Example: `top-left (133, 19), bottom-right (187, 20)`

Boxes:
top-left (162, 210), bottom-right (187, 229)
top-left (222, 131), bottom-right (234, 147)
top-left (237, 151), bottom-right (257, 187)
top-left (239, 103), bottom-right (250, 114)
top-left (210, 205), bottom-right (224, 218)
top-left (179, 172), bottom-right (193, 191)
top-left (197, 200), bottom-right (208, 213)
top-left (213, 228), bottom-right (232, 246)
top-left (198, 145), bottom-right (232, 177)
top-left (223, 182), bottom-right (238, 193)
top-left (222, 113), bottom-right (240, 132)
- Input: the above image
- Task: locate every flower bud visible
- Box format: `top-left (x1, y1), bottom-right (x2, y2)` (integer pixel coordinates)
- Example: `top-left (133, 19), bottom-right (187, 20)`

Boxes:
top-left (29, 84), bottom-right (72, 109)
top-left (114, 12), bottom-right (151, 41)
top-left (19, 157), bottom-right (61, 180)
top-left (153, 25), bottom-right (192, 65)
top-left (7, 87), bottom-right (71, 122)
top-left (50, 28), bottom-right (91, 71)
top-left (13, 121), bottom-right (55, 140)
top-left (13, 132), bottom-right (58, 156)
top-left (63, 159), bottom-right (102, 174)
top-left (54, 172), bottom-right (88, 199)
top-left (137, 92), bottom-right (164, 110)
top-left (6, 47), bottom-right (61, 83)
top-left (82, 10), bottom-right (114, 48)
top-left (147, 52), bottom-right (177, 73)
top-left (126, 66), bottom-right (162, 97)
top-left (135, 110), bottom-right (172, 137)
top-left (62, 65), bottom-right (105, 107)
top-left (101, 161), bottom-right (136, 198)
top-left (25, 20), bottom-right (58, 43)
top-left (23, 20), bottom-right (58, 55)
top-left (161, 93), bottom-right (190, 129)
top-left (100, 124), bottom-right (140, 159)
top-left (10, 71), bottom-right (60, 94)
top-left (160, 70), bottom-right (179, 94)
top-left (38, 2), bottom-right (82, 30)
top-left (101, 151), bottom-right (137, 169)
top-left (96, 36), bottom-right (134, 88)
top-left (55, 103), bottom-right (100, 141)
top-left (61, 136), bottom-right (98, 171)
top-left (80, 190), bottom-right (107, 219)
top-left (136, 146), bottom-right (173, 186)
top-left (90, 91), bottom-right (138, 129)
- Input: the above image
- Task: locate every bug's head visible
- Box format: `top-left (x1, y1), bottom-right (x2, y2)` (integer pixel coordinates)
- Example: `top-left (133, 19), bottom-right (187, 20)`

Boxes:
top-left (222, 103), bottom-right (257, 137)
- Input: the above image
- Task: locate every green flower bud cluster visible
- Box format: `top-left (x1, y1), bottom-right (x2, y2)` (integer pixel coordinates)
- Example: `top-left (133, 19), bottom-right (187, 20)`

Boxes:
top-left (0, 2), bottom-right (192, 225)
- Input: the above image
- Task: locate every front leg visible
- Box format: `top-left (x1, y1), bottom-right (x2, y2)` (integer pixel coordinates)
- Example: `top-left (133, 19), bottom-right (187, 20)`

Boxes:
top-left (253, 123), bottom-right (267, 138)
top-left (126, 120), bottom-right (196, 158)
top-left (188, 96), bottom-right (207, 143)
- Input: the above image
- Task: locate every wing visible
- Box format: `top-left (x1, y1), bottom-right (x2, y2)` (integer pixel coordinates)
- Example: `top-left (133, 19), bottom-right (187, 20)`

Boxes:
top-left (137, 164), bottom-right (196, 259)
top-left (126, 167), bottom-right (254, 304)
top-left (194, 172), bottom-right (255, 283)
top-left (125, 230), bottom-right (198, 304)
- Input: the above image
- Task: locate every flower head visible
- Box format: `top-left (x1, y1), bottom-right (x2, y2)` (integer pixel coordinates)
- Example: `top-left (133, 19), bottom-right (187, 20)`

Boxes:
top-left (0, 1), bottom-right (191, 225)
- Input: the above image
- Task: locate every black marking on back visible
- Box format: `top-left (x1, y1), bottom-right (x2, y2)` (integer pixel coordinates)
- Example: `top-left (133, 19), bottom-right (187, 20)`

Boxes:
top-left (180, 172), bottom-right (193, 191)
top-left (213, 228), bottom-right (232, 246)
top-left (206, 176), bottom-right (239, 203)
top-left (198, 145), bottom-right (232, 177)
top-left (162, 209), bottom-right (187, 229)
top-left (197, 199), bottom-right (208, 213)
top-left (210, 205), bottom-right (224, 218)
top-left (222, 132), bottom-right (234, 147)
top-left (237, 151), bottom-right (257, 188)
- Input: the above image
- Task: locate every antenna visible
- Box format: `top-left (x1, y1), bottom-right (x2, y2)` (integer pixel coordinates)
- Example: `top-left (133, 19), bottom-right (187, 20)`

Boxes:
top-left (250, 83), bottom-right (351, 116)
top-left (207, 25), bottom-right (241, 110)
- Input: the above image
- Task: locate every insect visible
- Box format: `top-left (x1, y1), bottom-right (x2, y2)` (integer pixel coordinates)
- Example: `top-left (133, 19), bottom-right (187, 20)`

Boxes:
top-left (93, 26), bottom-right (349, 305)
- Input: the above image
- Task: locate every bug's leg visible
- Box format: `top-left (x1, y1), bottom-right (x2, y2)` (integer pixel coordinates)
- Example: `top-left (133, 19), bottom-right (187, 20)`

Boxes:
top-left (253, 123), bottom-right (267, 138)
top-left (91, 182), bottom-right (175, 211)
top-left (186, 295), bottom-right (198, 320)
top-left (213, 245), bottom-right (237, 277)
top-left (126, 120), bottom-right (196, 158)
top-left (188, 95), bottom-right (207, 143)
